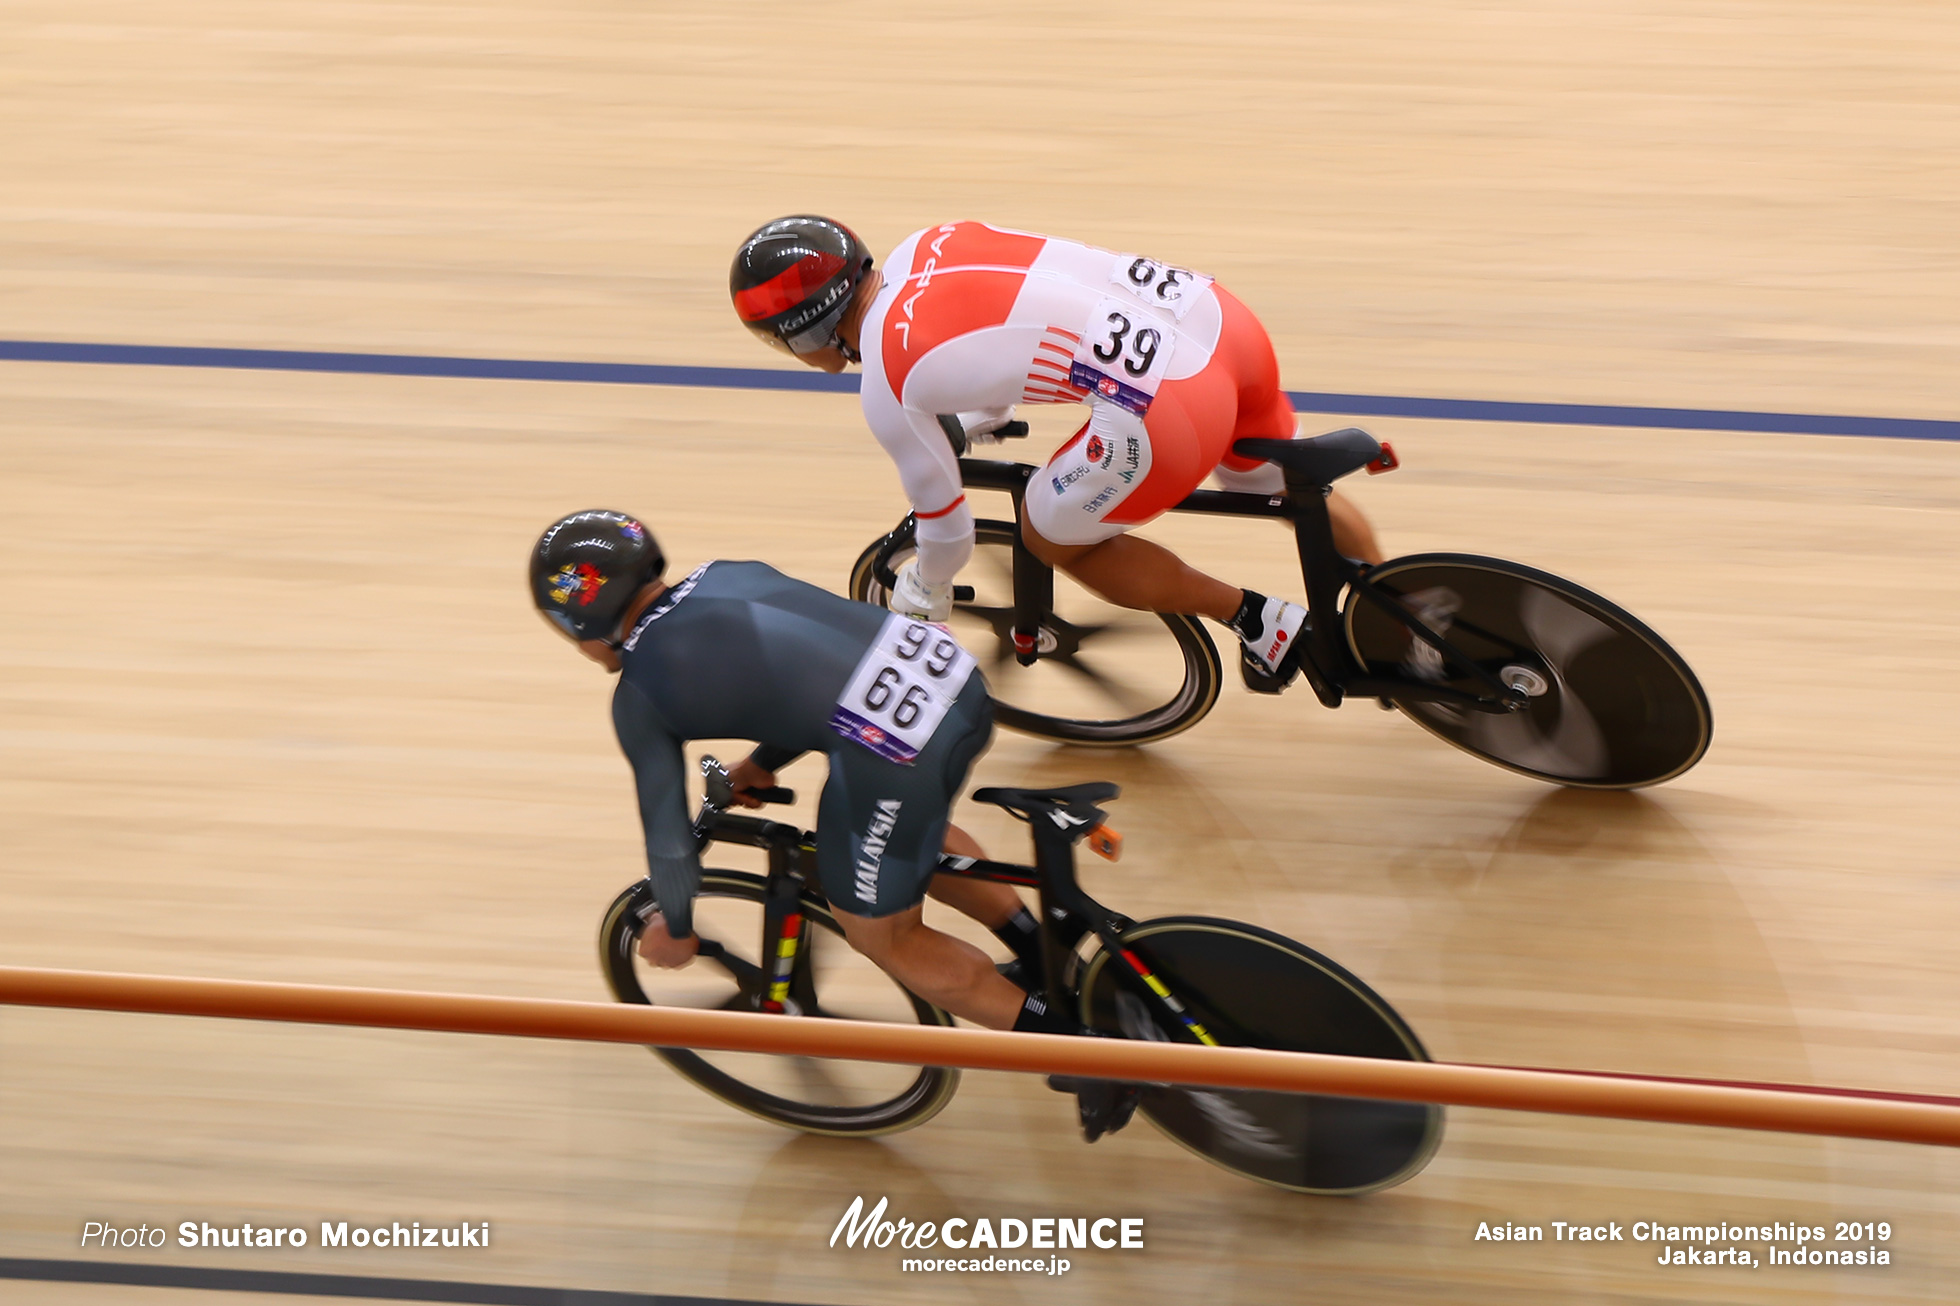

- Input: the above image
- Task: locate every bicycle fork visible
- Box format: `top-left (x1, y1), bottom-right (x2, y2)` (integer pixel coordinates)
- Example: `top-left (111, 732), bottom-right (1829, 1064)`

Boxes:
top-left (758, 838), bottom-right (813, 1015)
top-left (1010, 503), bottom-right (1052, 667)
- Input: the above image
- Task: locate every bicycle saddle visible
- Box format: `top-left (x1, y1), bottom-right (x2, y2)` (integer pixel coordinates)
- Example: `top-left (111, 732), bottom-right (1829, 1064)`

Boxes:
top-left (972, 782), bottom-right (1119, 824)
top-left (1234, 427), bottom-right (1382, 486)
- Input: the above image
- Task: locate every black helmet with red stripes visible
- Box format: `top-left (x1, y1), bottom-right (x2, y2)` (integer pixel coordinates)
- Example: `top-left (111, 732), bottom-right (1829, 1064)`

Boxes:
top-left (730, 215), bottom-right (874, 361)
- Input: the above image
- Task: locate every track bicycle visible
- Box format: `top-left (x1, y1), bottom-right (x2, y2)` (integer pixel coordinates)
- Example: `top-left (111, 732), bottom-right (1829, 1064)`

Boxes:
top-left (850, 422), bottom-right (1712, 788)
top-left (598, 758), bottom-right (1442, 1195)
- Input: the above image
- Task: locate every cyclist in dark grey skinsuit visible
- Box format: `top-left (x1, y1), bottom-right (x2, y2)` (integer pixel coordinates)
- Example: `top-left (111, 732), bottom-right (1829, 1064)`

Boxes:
top-left (614, 558), bottom-right (992, 936)
top-left (529, 510), bottom-right (1065, 1036)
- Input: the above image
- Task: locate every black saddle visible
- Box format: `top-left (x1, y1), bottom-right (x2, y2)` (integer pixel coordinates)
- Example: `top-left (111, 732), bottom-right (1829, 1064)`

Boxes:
top-left (1233, 427), bottom-right (1382, 486)
top-left (972, 782), bottom-right (1119, 827)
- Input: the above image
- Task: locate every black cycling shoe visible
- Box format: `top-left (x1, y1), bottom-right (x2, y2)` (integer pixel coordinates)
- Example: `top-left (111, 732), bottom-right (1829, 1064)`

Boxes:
top-left (997, 958), bottom-right (1035, 993)
top-left (1046, 1075), bottom-right (1143, 1143)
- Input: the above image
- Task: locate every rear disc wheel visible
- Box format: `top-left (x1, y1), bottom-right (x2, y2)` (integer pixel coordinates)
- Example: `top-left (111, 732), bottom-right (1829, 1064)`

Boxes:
top-left (1078, 916), bottom-right (1441, 1195)
top-left (1345, 553), bottom-right (1712, 788)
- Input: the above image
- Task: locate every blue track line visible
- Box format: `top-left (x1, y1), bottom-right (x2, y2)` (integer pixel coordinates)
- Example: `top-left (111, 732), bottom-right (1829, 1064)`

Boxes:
top-left (3, 338), bottom-right (1954, 441)
top-left (0, 339), bottom-right (859, 395)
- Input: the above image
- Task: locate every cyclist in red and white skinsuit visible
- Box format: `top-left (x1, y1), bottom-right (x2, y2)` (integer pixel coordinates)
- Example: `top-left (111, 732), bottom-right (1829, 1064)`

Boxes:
top-left (730, 216), bottom-right (1384, 691)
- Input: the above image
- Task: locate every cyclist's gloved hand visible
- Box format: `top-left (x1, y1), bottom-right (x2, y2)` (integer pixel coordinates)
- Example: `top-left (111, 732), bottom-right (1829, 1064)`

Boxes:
top-left (637, 912), bottom-right (700, 969)
top-left (890, 563), bottom-right (954, 623)
top-left (725, 756), bottom-right (778, 809)
top-left (957, 406), bottom-right (1018, 447)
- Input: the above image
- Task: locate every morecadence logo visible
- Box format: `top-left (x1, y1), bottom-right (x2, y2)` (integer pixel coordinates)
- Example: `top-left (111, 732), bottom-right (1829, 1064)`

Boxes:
top-left (829, 1196), bottom-right (1143, 1276)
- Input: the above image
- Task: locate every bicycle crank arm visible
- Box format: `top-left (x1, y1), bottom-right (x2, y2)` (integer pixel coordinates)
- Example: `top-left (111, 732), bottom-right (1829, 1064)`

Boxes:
top-left (1345, 676), bottom-right (1528, 713)
top-left (695, 938), bottom-right (765, 992)
top-left (1345, 576), bottom-right (1520, 702)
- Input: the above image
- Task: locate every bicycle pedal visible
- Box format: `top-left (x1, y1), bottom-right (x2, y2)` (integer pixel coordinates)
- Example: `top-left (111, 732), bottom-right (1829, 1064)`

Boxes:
top-left (1238, 646), bottom-right (1299, 695)
top-left (1088, 1083), bottom-right (1143, 1143)
top-left (1047, 1076), bottom-right (1142, 1143)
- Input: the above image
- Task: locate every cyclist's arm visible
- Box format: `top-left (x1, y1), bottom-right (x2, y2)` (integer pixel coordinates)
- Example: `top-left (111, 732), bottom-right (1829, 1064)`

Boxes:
top-left (613, 680), bottom-right (703, 937)
top-left (861, 382), bottom-right (974, 584)
top-left (749, 743), bottom-right (805, 772)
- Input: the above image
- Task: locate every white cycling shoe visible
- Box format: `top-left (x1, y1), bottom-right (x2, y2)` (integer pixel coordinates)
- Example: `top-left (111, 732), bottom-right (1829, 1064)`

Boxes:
top-left (1238, 597), bottom-right (1309, 694)
top-left (889, 563), bottom-right (954, 624)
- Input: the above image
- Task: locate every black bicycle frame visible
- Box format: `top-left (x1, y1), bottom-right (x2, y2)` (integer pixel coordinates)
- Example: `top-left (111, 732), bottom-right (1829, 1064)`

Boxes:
top-left (691, 812), bottom-right (814, 1014)
top-left (697, 808), bottom-right (1220, 1045)
top-left (874, 456), bottom-right (1529, 713)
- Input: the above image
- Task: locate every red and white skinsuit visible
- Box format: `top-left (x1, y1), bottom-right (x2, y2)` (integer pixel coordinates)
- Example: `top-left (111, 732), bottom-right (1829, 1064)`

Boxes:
top-left (859, 221), bottom-right (1300, 586)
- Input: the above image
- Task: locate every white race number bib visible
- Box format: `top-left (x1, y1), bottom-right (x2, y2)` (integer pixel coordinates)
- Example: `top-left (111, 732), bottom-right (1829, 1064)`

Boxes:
top-left (1111, 255), bottom-right (1213, 321)
top-left (829, 615), bottom-right (978, 764)
top-left (1070, 296), bottom-right (1177, 417)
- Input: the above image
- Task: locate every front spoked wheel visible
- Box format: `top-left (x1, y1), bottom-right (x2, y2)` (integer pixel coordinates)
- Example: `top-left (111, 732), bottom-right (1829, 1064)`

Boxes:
top-left (598, 871), bottom-right (960, 1136)
top-left (1345, 553), bottom-right (1712, 789)
top-left (1078, 917), bottom-right (1442, 1195)
top-left (850, 519), bottom-right (1222, 746)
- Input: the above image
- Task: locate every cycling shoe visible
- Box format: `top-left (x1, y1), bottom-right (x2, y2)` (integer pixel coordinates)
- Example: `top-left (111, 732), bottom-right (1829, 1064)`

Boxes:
top-left (1047, 1074), bottom-right (1143, 1142)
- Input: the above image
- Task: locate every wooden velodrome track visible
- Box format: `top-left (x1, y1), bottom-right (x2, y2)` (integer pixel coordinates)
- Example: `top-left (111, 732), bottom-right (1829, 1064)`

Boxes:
top-left (3, 2), bottom-right (1957, 1303)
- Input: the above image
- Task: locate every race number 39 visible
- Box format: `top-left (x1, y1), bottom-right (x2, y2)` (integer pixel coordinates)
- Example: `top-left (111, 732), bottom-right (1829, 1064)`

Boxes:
top-left (1111, 256), bottom-right (1213, 322)
top-left (829, 615), bottom-right (977, 764)
top-left (1070, 296), bottom-right (1177, 417)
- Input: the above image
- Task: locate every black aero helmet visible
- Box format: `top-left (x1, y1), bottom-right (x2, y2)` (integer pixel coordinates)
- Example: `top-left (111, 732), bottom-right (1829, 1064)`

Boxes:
top-left (529, 510), bottom-right (665, 643)
top-left (731, 215), bottom-right (874, 359)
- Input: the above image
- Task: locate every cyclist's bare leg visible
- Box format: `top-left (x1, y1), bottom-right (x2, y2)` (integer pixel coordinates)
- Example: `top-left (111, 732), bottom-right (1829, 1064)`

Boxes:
top-left (1020, 509), bottom-right (1243, 623)
top-left (1021, 491), bottom-right (1384, 620)
top-left (1328, 489), bottom-right (1384, 566)
top-left (942, 820), bottom-right (987, 862)
top-left (832, 901), bottom-right (1024, 1029)
top-left (1220, 472), bottom-right (1383, 565)
top-left (926, 822), bottom-right (1024, 928)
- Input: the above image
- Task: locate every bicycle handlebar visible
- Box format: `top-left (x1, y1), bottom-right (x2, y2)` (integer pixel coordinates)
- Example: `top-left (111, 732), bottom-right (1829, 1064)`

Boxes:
top-left (936, 415), bottom-right (1030, 457)
top-left (692, 756), bottom-right (799, 846)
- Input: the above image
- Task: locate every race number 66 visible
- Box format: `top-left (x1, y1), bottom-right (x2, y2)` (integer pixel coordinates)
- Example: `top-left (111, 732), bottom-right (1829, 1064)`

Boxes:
top-left (863, 623), bottom-right (960, 727)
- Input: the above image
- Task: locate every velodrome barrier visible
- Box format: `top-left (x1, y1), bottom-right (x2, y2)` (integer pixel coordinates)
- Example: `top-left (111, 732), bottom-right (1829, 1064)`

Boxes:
top-left (3, 965), bottom-right (1956, 1147)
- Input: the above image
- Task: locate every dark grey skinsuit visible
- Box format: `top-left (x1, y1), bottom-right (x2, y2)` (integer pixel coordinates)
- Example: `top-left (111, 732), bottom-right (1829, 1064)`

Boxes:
top-left (611, 561), bottom-right (992, 935)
